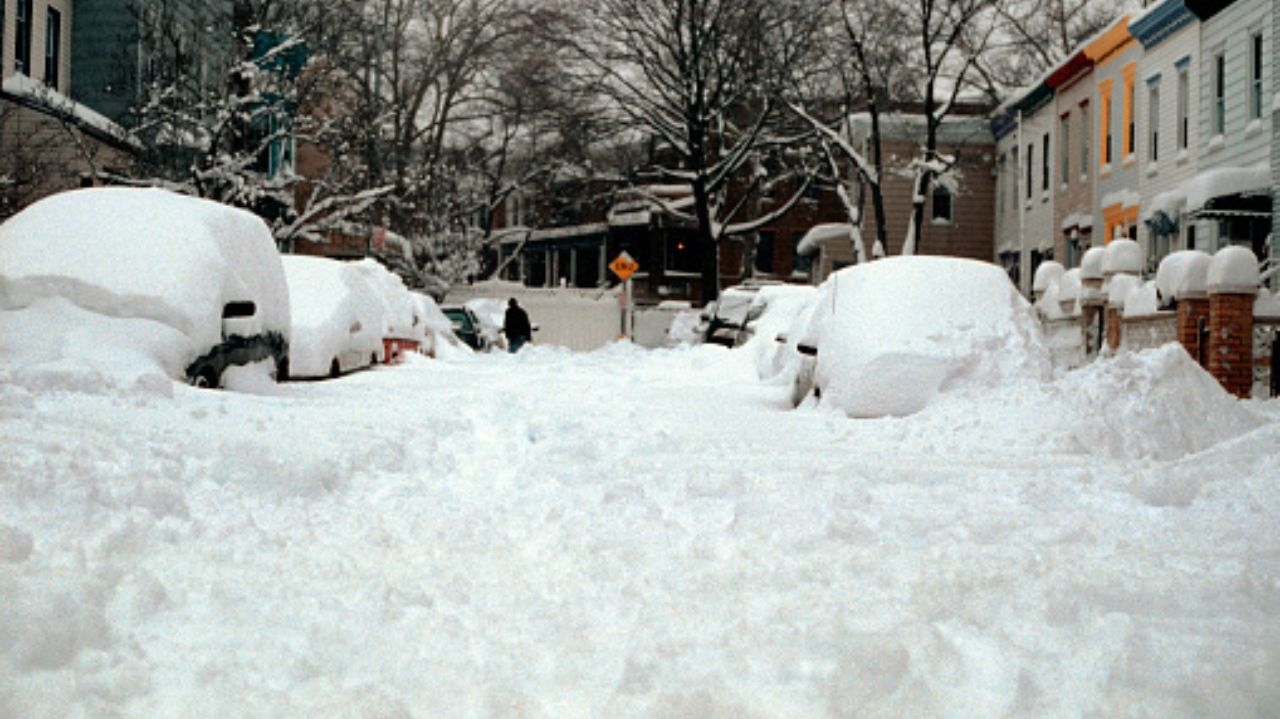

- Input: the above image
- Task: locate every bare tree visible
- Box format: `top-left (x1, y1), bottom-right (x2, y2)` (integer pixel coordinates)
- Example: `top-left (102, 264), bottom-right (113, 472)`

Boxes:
top-left (571, 0), bottom-right (824, 302)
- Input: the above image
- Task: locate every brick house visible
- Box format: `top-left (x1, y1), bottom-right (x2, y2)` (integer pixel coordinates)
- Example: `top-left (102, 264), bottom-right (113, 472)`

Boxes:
top-left (806, 111), bottom-right (996, 282)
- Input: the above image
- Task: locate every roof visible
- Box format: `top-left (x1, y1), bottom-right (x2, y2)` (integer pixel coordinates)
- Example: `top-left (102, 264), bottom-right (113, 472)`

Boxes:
top-left (1129, 0), bottom-right (1195, 48)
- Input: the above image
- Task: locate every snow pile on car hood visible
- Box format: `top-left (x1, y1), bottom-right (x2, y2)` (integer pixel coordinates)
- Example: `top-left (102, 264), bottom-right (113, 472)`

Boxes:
top-left (811, 256), bottom-right (1049, 417)
top-left (0, 188), bottom-right (290, 352)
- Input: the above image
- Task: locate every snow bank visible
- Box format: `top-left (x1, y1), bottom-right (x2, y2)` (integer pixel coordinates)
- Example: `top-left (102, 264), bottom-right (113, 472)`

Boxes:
top-left (280, 256), bottom-right (385, 378)
top-left (809, 256), bottom-right (1050, 417)
top-left (0, 188), bottom-right (290, 354)
top-left (1062, 344), bottom-right (1263, 460)
top-left (0, 297), bottom-right (185, 394)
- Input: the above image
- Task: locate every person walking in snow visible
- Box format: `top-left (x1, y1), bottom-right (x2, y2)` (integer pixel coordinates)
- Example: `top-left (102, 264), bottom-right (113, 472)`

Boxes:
top-left (503, 298), bottom-right (532, 353)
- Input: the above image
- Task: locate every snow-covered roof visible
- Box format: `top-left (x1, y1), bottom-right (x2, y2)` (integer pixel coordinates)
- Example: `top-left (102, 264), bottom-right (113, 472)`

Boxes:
top-left (1, 73), bottom-right (139, 151)
top-left (796, 223), bottom-right (855, 256)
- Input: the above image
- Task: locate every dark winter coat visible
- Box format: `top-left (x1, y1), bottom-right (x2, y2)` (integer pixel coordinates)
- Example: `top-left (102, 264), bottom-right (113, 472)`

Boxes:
top-left (504, 304), bottom-right (532, 341)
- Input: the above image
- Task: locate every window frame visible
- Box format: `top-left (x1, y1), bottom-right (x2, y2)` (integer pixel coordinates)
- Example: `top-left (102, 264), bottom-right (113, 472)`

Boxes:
top-left (1148, 81), bottom-right (1160, 163)
top-left (1176, 65), bottom-right (1190, 151)
top-left (1212, 51), bottom-right (1226, 136)
top-left (1059, 114), bottom-right (1070, 185)
top-left (1250, 32), bottom-right (1264, 120)
top-left (1041, 132), bottom-right (1050, 192)
top-left (15, 0), bottom-right (34, 76)
top-left (44, 7), bottom-right (62, 90)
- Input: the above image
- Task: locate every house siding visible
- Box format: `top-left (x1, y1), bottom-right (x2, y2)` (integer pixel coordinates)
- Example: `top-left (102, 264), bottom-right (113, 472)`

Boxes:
top-left (1053, 71), bottom-right (1096, 267)
top-left (1136, 10), bottom-right (1200, 266)
top-left (1091, 37), bottom-right (1143, 245)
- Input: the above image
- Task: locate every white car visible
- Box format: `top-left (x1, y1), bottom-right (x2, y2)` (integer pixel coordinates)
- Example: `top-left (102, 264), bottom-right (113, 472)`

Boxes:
top-left (280, 255), bottom-right (386, 379)
top-left (791, 256), bottom-right (1049, 416)
top-left (0, 187), bottom-right (290, 389)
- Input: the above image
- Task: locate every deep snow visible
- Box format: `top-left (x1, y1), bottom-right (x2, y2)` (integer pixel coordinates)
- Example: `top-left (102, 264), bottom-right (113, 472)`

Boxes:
top-left (1, 342), bottom-right (1278, 718)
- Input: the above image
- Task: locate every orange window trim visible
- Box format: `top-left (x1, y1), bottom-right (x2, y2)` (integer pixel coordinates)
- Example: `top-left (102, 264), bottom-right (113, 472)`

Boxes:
top-left (1101, 204), bottom-right (1139, 243)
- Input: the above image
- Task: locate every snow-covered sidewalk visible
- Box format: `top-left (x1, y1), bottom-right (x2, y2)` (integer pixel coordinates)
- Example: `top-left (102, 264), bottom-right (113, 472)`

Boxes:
top-left (1, 344), bottom-right (1278, 717)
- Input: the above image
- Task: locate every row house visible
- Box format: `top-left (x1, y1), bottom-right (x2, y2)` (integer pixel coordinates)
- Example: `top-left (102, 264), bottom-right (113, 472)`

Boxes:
top-left (994, 0), bottom-right (1276, 293)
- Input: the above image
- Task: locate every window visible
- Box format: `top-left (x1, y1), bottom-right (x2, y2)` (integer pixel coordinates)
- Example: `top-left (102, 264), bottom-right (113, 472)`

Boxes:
top-left (1148, 83), bottom-right (1160, 163)
top-left (1010, 146), bottom-right (1019, 208)
top-left (1099, 79), bottom-right (1113, 166)
top-left (1060, 115), bottom-right (1070, 184)
top-left (1080, 104), bottom-right (1090, 175)
top-left (1123, 66), bottom-right (1136, 157)
top-left (1177, 66), bottom-right (1189, 150)
top-left (1213, 52), bottom-right (1226, 135)
top-left (44, 8), bottom-right (62, 90)
top-left (15, 0), bottom-right (34, 75)
top-left (755, 231), bottom-right (774, 273)
top-left (1025, 143), bottom-right (1033, 200)
top-left (931, 185), bottom-right (953, 223)
top-left (996, 155), bottom-right (1004, 215)
top-left (1041, 133), bottom-right (1050, 192)
top-left (1250, 33), bottom-right (1264, 119)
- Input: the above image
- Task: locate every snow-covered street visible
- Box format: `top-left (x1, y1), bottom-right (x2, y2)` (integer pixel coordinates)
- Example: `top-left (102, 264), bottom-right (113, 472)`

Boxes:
top-left (2, 344), bottom-right (1279, 718)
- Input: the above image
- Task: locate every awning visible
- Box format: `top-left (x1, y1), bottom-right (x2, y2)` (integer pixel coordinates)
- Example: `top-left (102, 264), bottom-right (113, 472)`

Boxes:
top-left (1188, 191), bottom-right (1271, 221)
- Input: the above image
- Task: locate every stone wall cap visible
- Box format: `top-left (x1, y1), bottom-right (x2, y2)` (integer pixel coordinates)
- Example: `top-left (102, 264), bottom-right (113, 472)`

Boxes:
top-left (1157, 249), bottom-right (1212, 301)
top-left (1102, 238), bottom-right (1143, 275)
top-left (1207, 246), bottom-right (1260, 294)
top-left (1080, 247), bottom-right (1107, 280)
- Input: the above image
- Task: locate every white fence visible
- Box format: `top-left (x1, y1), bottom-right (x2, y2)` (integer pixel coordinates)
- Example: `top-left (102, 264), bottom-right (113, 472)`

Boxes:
top-left (444, 281), bottom-right (624, 352)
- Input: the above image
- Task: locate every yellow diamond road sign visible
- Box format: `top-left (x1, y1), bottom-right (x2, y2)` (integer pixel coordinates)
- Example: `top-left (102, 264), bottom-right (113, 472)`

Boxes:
top-left (610, 251), bottom-right (640, 281)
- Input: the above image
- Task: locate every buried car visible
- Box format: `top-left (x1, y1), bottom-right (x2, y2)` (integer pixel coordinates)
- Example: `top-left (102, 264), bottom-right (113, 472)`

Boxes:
top-left (790, 256), bottom-right (1049, 416)
top-left (280, 255), bottom-right (385, 378)
top-left (0, 187), bottom-right (290, 389)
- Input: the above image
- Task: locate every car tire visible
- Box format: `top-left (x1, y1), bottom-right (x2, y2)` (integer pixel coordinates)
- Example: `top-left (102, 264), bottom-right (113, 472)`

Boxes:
top-left (191, 366), bottom-right (220, 389)
top-left (329, 359), bottom-right (341, 379)
top-left (789, 360), bottom-right (815, 408)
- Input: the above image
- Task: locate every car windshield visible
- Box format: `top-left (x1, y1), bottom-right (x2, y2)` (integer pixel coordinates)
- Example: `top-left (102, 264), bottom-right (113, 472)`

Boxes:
top-left (444, 309), bottom-right (473, 332)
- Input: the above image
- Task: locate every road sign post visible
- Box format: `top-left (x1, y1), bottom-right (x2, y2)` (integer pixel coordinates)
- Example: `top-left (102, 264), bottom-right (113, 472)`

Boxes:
top-left (609, 252), bottom-right (640, 341)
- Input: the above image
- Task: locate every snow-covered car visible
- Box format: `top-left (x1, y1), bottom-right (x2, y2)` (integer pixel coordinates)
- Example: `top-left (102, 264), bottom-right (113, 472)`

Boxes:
top-left (280, 255), bottom-right (386, 379)
top-left (0, 187), bottom-right (290, 389)
top-left (350, 259), bottom-right (422, 363)
top-left (701, 283), bottom-right (781, 347)
top-left (790, 256), bottom-right (1049, 416)
top-left (736, 284), bottom-right (819, 380)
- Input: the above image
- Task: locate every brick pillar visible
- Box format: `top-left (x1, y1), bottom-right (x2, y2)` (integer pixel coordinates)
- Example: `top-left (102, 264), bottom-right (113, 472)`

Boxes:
top-left (1105, 306), bottom-right (1122, 351)
top-left (1176, 297), bottom-right (1210, 367)
top-left (1080, 278), bottom-right (1105, 356)
top-left (1208, 292), bottom-right (1256, 398)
